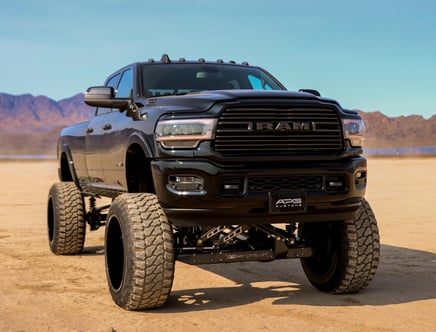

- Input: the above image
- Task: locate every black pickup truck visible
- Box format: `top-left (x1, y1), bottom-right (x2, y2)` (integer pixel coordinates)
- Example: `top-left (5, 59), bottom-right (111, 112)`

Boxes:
top-left (47, 54), bottom-right (380, 310)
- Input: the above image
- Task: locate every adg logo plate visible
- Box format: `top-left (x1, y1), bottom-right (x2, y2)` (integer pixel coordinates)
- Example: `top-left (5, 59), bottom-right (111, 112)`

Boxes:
top-left (268, 191), bottom-right (307, 213)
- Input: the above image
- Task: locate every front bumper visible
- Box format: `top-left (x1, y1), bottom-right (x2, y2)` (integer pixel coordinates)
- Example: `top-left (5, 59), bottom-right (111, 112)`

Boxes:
top-left (151, 157), bottom-right (367, 226)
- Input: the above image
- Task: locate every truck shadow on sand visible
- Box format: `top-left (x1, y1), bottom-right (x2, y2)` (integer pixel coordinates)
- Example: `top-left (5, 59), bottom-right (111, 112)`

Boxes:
top-left (81, 245), bottom-right (105, 256)
top-left (157, 244), bottom-right (435, 312)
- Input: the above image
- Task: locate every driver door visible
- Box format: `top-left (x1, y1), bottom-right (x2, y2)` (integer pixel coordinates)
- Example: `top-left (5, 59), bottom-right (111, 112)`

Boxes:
top-left (85, 73), bottom-right (121, 186)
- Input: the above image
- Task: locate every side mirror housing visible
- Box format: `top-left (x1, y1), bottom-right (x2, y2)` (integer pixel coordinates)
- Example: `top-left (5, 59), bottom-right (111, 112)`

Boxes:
top-left (84, 86), bottom-right (130, 110)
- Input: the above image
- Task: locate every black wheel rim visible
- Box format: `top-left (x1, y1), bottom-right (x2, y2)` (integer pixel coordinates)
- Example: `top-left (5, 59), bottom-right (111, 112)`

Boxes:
top-left (304, 223), bottom-right (340, 283)
top-left (106, 217), bottom-right (125, 291)
top-left (47, 197), bottom-right (55, 243)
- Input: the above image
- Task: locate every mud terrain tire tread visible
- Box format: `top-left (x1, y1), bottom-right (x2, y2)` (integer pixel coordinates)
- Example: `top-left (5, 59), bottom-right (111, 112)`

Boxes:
top-left (301, 198), bottom-right (380, 293)
top-left (105, 193), bottom-right (175, 310)
top-left (47, 182), bottom-right (86, 255)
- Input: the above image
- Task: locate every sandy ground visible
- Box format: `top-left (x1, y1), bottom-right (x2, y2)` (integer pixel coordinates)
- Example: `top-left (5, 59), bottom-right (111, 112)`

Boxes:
top-left (0, 158), bottom-right (435, 332)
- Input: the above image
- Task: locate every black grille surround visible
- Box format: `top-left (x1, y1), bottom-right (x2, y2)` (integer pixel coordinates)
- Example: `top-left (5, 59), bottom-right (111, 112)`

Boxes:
top-left (213, 107), bottom-right (344, 155)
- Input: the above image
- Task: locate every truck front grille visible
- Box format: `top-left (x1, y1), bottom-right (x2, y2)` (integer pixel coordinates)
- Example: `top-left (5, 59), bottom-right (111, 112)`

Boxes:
top-left (213, 107), bottom-right (343, 155)
top-left (248, 176), bottom-right (323, 192)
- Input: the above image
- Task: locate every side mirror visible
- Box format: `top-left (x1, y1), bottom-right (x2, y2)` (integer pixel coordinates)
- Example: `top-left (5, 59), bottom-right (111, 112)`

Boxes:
top-left (298, 89), bottom-right (321, 97)
top-left (84, 86), bottom-right (130, 110)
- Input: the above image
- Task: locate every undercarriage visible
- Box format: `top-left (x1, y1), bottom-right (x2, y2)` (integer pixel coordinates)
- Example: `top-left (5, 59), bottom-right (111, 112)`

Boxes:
top-left (174, 223), bottom-right (313, 264)
top-left (84, 197), bottom-right (314, 264)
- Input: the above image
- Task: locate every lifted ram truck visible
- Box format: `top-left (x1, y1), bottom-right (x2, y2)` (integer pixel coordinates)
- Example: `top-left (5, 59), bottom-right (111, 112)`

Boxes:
top-left (47, 54), bottom-right (380, 310)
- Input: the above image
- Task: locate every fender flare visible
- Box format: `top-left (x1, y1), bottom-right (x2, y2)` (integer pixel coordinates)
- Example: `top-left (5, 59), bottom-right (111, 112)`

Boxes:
top-left (59, 144), bottom-right (82, 190)
top-left (125, 132), bottom-right (154, 159)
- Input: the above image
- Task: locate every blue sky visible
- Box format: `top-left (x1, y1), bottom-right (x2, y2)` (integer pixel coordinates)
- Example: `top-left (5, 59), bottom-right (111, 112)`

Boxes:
top-left (1, 0), bottom-right (435, 118)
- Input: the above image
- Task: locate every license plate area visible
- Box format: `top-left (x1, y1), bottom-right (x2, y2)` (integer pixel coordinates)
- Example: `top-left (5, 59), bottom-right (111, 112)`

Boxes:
top-left (269, 191), bottom-right (307, 213)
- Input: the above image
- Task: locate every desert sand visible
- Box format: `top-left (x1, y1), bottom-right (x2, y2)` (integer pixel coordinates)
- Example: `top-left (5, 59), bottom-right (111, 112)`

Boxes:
top-left (0, 158), bottom-right (435, 332)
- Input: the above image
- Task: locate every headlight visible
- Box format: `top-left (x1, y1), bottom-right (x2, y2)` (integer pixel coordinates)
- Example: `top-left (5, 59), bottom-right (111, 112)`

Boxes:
top-left (342, 118), bottom-right (365, 147)
top-left (155, 118), bottom-right (217, 149)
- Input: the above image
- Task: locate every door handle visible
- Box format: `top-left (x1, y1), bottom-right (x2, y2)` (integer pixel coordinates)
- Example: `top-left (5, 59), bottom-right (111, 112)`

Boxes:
top-left (86, 127), bottom-right (94, 134)
top-left (102, 123), bottom-right (112, 130)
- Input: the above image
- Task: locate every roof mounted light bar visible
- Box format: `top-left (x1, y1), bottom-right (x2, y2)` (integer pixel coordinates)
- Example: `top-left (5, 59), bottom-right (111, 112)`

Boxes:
top-left (147, 54), bottom-right (249, 66)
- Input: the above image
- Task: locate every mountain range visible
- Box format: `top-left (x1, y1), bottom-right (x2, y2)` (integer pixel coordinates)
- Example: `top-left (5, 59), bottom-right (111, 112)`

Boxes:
top-left (0, 93), bottom-right (93, 154)
top-left (0, 92), bottom-right (435, 155)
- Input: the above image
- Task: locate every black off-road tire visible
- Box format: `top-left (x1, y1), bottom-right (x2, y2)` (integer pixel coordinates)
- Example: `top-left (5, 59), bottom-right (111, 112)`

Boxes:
top-left (301, 198), bottom-right (380, 293)
top-left (47, 182), bottom-right (86, 255)
top-left (105, 193), bottom-right (175, 310)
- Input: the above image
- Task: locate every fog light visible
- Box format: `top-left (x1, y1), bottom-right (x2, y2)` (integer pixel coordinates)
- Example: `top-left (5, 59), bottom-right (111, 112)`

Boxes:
top-left (325, 176), bottom-right (345, 192)
top-left (167, 175), bottom-right (206, 195)
top-left (354, 171), bottom-right (366, 188)
top-left (221, 178), bottom-right (244, 196)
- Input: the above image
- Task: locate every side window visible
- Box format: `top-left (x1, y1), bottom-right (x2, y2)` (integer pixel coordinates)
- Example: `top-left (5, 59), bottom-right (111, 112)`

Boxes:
top-left (248, 74), bottom-right (272, 90)
top-left (106, 74), bottom-right (121, 90)
top-left (95, 73), bottom-right (121, 115)
top-left (116, 69), bottom-right (133, 98)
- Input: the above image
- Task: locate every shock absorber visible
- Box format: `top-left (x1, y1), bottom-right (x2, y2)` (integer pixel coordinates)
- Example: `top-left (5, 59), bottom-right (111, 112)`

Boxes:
top-left (86, 196), bottom-right (109, 231)
top-left (89, 196), bottom-right (96, 211)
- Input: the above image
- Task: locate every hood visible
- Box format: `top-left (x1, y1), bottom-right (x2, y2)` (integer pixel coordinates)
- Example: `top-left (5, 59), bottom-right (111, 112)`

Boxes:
top-left (143, 90), bottom-right (340, 113)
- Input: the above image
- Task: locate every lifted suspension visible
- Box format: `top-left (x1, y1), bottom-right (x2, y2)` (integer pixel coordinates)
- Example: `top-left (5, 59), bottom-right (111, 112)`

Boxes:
top-left (175, 224), bottom-right (313, 265)
top-left (85, 197), bottom-right (110, 231)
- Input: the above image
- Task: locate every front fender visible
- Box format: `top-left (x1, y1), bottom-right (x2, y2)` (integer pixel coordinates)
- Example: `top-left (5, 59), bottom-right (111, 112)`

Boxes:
top-left (59, 144), bottom-right (81, 190)
top-left (126, 132), bottom-right (154, 158)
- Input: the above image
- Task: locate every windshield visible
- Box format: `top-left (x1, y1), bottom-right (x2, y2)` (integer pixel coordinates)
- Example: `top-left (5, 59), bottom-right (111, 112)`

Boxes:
top-left (141, 63), bottom-right (285, 97)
